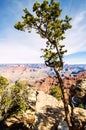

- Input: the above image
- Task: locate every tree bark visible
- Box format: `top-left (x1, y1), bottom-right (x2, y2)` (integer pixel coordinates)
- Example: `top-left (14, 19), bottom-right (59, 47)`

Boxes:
top-left (54, 67), bottom-right (72, 129)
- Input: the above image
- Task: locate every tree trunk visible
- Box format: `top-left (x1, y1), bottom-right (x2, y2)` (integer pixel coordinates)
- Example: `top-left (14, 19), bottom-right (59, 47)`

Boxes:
top-left (54, 68), bottom-right (72, 129)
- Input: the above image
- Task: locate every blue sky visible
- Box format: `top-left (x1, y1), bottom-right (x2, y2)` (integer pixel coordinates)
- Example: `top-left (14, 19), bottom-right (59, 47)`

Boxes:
top-left (0, 0), bottom-right (86, 64)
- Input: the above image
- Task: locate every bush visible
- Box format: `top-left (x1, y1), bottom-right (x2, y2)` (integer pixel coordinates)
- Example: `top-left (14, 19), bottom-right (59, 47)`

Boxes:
top-left (78, 103), bottom-right (84, 109)
top-left (0, 78), bottom-right (31, 120)
top-left (50, 85), bottom-right (62, 100)
top-left (0, 76), bottom-right (9, 87)
top-left (11, 81), bottom-right (29, 114)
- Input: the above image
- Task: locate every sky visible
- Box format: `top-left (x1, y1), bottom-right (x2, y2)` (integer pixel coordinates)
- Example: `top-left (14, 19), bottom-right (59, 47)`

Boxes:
top-left (0, 0), bottom-right (86, 64)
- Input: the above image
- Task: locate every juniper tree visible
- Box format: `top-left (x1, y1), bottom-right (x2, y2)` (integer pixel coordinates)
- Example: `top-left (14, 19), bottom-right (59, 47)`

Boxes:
top-left (14, 0), bottom-right (72, 128)
top-left (0, 78), bottom-right (30, 122)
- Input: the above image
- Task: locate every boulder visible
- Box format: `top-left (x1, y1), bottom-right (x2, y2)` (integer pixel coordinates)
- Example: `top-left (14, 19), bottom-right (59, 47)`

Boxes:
top-left (74, 107), bottom-right (86, 122)
top-left (35, 91), bottom-right (64, 130)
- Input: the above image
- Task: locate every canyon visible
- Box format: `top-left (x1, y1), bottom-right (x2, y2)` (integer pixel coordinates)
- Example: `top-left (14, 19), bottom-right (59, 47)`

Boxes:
top-left (0, 64), bottom-right (86, 94)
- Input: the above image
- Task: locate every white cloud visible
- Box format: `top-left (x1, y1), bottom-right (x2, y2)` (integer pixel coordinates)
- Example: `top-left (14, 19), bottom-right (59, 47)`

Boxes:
top-left (1, 10), bottom-right (86, 63)
top-left (0, 0), bottom-right (86, 64)
top-left (72, 11), bottom-right (86, 27)
top-left (0, 0), bottom-right (47, 64)
top-left (62, 11), bottom-right (86, 55)
top-left (0, 28), bottom-right (46, 63)
top-left (64, 57), bottom-right (86, 65)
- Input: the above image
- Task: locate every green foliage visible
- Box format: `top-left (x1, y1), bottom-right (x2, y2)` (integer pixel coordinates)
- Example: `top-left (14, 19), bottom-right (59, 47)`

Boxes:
top-left (50, 85), bottom-right (62, 100)
top-left (78, 103), bottom-right (84, 109)
top-left (14, 0), bottom-right (72, 127)
top-left (0, 93), bottom-right (12, 117)
top-left (14, 0), bottom-right (72, 70)
top-left (0, 79), bottom-right (30, 120)
top-left (0, 76), bottom-right (9, 88)
top-left (11, 81), bottom-right (29, 113)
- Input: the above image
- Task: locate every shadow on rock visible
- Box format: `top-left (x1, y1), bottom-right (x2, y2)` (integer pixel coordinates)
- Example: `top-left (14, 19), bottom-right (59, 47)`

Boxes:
top-left (0, 120), bottom-right (9, 130)
top-left (34, 106), bottom-right (64, 130)
top-left (9, 122), bottom-right (31, 130)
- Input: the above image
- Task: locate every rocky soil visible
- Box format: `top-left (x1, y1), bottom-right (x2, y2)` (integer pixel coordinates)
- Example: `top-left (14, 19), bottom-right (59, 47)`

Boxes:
top-left (1, 89), bottom-right (86, 130)
top-left (35, 91), bottom-right (86, 130)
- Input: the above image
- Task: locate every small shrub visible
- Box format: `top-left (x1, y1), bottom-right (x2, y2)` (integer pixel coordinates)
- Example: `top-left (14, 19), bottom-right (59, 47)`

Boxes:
top-left (78, 103), bottom-right (84, 109)
top-left (50, 86), bottom-right (62, 100)
top-left (0, 79), bottom-right (31, 120)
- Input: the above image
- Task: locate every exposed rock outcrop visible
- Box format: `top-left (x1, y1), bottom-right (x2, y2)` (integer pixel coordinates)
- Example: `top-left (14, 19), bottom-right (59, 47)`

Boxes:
top-left (35, 91), bottom-right (86, 130)
top-left (74, 107), bottom-right (86, 122)
top-left (2, 89), bottom-right (86, 130)
top-left (35, 91), bottom-right (64, 130)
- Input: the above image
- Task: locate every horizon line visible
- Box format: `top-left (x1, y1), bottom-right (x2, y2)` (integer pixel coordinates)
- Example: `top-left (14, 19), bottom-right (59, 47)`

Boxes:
top-left (0, 63), bottom-right (86, 65)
